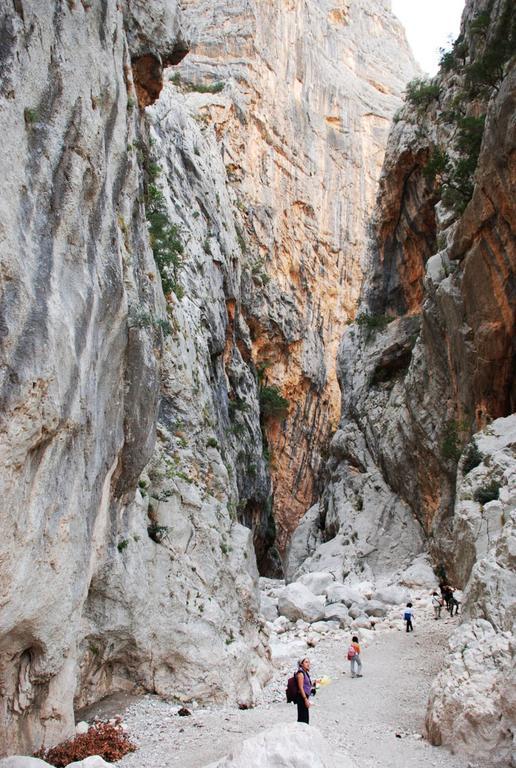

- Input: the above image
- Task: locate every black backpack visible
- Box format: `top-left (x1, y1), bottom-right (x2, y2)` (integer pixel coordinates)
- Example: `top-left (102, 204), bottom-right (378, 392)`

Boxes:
top-left (286, 672), bottom-right (299, 703)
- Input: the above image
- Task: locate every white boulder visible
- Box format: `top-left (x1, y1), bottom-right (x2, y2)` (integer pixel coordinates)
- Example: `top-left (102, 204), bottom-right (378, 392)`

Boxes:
top-left (272, 615), bottom-right (292, 634)
top-left (75, 721), bottom-right (89, 735)
top-left (373, 586), bottom-right (410, 605)
top-left (325, 584), bottom-right (362, 606)
top-left (202, 722), bottom-right (349, 767)
top-left (277, 583), bottom-right (326, 623)
top-left (324, 603), bottom-right (350, 627)
top-left (270, 639), bottom-right (307, 664)
top-left (397, 555), bottom-right (438, 589)
top-left (348, 602), bottom-right (368, 619)
top-left (260, 593), bottom-right (279, 622)
top-left (363, 600), bottom-right (388, 618)
top-left (298, 571), bottom-right (335, 596)
top-left (351, 616), bottom-right (372, 630)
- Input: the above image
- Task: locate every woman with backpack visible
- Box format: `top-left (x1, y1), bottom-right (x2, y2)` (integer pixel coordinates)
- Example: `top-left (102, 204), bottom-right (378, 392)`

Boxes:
top-left (295, 657), bottom-right (313, 724)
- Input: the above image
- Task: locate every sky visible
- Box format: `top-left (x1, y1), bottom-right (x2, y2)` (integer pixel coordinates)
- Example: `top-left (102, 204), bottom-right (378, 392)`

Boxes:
top-left (391, 0), bottom-right (466, 75)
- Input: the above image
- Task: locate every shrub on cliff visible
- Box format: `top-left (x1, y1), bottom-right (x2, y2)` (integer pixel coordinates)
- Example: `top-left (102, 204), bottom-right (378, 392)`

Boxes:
top-left (259, 385), bottom-right (289, 419)
top-left (474, 479), bottom-right (501, 504)
top-left (462, 440), bottom-right (483, 474)
top-left (405, 78), bottom-right (440, 111)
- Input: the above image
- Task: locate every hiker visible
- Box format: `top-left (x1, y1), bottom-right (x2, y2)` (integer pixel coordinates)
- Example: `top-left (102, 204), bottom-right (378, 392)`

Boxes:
top-left (441, 584), bottom-right (452, 611)
top-left (447, 588), bottom-right (460, 616)
top-left (348, 635), bottom-right (363, 678)
top-left (295, 657), bottom-right (314, 724)
top-left (403, 602), bottom-right (414, 632)
top-left (432, 592), bottom-right (443, 619)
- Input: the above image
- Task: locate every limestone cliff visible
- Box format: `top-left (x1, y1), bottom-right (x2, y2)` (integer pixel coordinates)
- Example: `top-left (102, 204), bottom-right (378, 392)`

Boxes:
top-left (288, 0), bottom-right (515, 762)
top-left (0, 0), bottom-right (417, 757)
top-left (171, 0), bottom-right (417, 553)
top-left (0, 0), bottom-right (269, 755)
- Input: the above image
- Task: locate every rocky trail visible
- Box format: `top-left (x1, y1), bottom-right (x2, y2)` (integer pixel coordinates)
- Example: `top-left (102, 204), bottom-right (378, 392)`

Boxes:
top-left (108, 608), bottom-right (479, 768)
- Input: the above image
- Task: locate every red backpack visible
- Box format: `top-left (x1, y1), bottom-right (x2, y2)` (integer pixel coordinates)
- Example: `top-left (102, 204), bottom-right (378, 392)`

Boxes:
top-left (347, 644), bottom-right (356, 660)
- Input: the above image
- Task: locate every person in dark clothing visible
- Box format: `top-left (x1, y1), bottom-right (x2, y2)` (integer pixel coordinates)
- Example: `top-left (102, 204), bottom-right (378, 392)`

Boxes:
top-left (296, 657), bottom-right (313, 724)
top-left (448, 589), bottom-right (460, 616)
top-left (441, 584), bottom-right (452, 611)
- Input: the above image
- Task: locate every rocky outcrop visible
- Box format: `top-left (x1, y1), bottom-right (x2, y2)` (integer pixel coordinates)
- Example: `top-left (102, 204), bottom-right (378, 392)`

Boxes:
top-left (425, 417), bottom-right (516, 766)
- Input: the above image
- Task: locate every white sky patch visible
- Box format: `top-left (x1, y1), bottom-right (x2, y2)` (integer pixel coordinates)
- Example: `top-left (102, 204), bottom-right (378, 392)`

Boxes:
top-left (392, 0), bottom-right (466, 76)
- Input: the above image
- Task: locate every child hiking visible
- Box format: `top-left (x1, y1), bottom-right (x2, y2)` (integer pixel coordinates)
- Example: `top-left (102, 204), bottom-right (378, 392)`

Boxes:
top-left (404, 602), bottom-right (414, 632)
top-left (347, 636), bottom-right (362, 677)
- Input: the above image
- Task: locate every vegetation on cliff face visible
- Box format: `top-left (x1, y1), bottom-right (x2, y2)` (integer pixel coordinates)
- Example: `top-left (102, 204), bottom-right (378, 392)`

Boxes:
top-left (406, 0), bottom-right (515, 215)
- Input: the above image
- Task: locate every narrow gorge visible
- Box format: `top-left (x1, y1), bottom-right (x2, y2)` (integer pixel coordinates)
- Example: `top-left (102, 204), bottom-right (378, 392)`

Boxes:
top-left (0, 1), bottom-right (514, 767)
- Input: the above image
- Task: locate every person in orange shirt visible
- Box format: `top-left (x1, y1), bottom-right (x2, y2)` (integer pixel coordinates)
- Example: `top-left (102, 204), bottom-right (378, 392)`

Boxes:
top-left (348, 636), bottom-right (363, 678)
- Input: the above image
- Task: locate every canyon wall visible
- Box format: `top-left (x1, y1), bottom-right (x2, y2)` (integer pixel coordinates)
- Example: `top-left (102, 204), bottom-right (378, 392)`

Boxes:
top-left (289, 0), bottom-right (515, 762)
top-left (0, 0), bottom-right (416, 756)
top-left (173, 0), bottom-right (417, 553)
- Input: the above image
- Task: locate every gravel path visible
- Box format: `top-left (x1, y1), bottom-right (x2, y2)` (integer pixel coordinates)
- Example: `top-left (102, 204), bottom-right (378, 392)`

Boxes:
top-left (110, 609), bottom-right (481, 768)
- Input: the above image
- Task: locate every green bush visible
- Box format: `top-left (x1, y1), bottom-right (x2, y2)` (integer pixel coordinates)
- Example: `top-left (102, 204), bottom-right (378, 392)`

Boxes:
top-left (259, 385), bottom-right (289, 419)
top-left (462, 441), bottom-right (483, 474)
top-left (24, 107), bottom-right (38, 125)
top-left (207, 437), bottom-right (219, 448)
top-left (442, 419), bottom-right (463, 462)
top-left (423, 147), bottom-right (448, 183)
top-left (145, 183), bottom-right (184, 297)
top-left (356, 313), bottom-right (394, 341)
top-left (147, 522), bottom-right (169, 544)
top-left (474, 480), bottom-right (500, 504)
top-left (440, 115), bottom-right (486, 214)
top-left (405, 78), bottom-right (440, 110)
top-left (188, 81), bottom-right (224, 94)
top-left (117, 539), bottom-right (129, 552)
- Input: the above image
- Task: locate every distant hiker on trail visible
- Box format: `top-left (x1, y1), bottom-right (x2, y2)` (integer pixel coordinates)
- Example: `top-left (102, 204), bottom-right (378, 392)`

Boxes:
top-left (432, 592), bottom-right (443, 619)
top-left (403, 602), bottom-right (414, 632)
top-left (348, 636), bottom-right (363, 678)
top-left (296, 657), bottom-right (314, 724)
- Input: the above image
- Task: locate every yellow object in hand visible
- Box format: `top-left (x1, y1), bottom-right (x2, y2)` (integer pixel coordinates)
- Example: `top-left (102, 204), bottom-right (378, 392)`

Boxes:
top-left (316, 676), bottom-right (331, 687)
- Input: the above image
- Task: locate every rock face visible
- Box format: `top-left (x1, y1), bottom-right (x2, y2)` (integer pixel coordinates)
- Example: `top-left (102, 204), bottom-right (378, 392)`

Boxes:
top-left (172, 0), bottom-right (417, 553)
top-left (0, 0), bottom-right (417, 758)
top-left (425, 417), bottom-right (516, 765)
top-left (286, 1), bottom-right (514, 763)
top-left (0, 0), bottom-right (267, 755)
top-left (288, 0), bottom-right (514, 593)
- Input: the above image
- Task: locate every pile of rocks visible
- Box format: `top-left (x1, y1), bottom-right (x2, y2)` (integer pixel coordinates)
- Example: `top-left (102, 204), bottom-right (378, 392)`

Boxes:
top-left (260, 557), bottom-right (442, 666)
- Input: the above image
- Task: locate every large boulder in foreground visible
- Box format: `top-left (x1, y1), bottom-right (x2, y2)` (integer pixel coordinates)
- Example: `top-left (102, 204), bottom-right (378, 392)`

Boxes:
top-left (277, 584), bottom-right (326, 623)
top-left (202, 722), bottom-right (351, 767)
